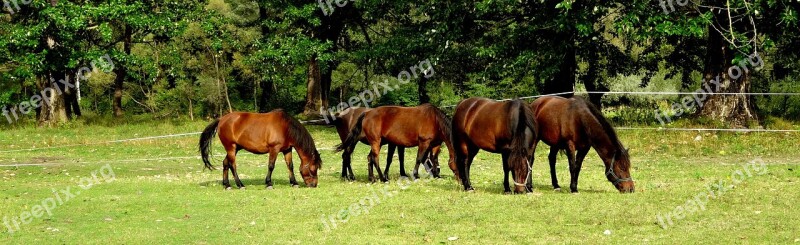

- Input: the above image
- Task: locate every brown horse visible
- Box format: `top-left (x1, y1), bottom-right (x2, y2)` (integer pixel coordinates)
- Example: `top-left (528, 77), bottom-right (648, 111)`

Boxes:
top-left (333, 107), bottom-right (405, 180)
top-left (531, 96), bottom-right (634, 193)
top-left (451, 98), bottom-right (536, 194)
top-left (199, 110), bottom-right (322, 189)
top-left (335, 104), bottom-right (456, 182)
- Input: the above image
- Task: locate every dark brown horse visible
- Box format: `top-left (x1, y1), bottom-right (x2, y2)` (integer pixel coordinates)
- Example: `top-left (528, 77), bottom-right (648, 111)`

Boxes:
top-left (451, 98), bottom-right (536, 194)
top-left (199, 110), bottom-right (322, 189)
top-left (335, 104), bottom-right (456, 182)
top-left (531, 96), bottom-right (634, 193)
top-left (333, 107), bottom-right (405, 180)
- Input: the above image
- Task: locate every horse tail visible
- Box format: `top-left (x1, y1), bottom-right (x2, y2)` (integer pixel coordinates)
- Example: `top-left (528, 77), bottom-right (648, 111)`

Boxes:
top-left (519, 100), bottom-right (536, 136)
top-left (199, 119), bottom-right (220, 171)
top-left (334, 112), bottom-right (366, 152)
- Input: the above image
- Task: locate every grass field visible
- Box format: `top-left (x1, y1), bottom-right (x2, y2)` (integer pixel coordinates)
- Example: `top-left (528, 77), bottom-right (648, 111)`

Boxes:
top-left (1, 119), bottom-right (799, 244)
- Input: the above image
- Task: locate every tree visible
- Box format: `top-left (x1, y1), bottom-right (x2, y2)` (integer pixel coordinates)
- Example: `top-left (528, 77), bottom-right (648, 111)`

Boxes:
top-left (623, 0), bottom-right (798, 127)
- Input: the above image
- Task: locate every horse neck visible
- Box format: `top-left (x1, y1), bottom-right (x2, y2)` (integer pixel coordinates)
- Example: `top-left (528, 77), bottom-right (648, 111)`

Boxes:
top-left (587, 126), bottom-right (621, 161)
top-left (292, 143), bottom-right (314, 164)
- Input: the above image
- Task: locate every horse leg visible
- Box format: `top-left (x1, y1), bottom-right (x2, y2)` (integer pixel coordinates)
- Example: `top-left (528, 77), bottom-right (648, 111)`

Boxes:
top-left (341, 145), bottom-right (351, 180)
top-left (284, 150), bottom-right (299, 187)
top-left (413, 142), bottom-right (431, 179)
top-left (227, 149), bottom-right (245, 189)
top-left (384, 144), bottom-right (396, 179)
top-left (565, 144), bottom-right (578, 193)
top-left (502, 152), bottom-right (511, 194)
top-left (345, 145), bottom-right (356, 181)
top-left (527, 140), bottom-right (539, 191)
top-left (463, 146), bottom-right (479, 191)
top-left (368, 143), bottom-right (387, 183)
top-left (222, 158), bottom-right (231, 189)
top-left (571, 147), bottom-right (589, 193)
top-left (430, 145), bottom-right (442, 178)
top-left (397, 146), bottom-right (408, 178)
top-left (548, 147), bottom-right (561, 191)
top-left (265, 150), bottom-right (278, 189)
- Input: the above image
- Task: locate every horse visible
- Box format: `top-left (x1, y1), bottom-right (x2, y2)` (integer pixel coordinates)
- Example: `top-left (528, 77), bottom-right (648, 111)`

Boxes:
top-left (530, 96), bottom-right (634, 193)
top-left (199, 110), bottom-right (322, 189)
top-left (335, 104), bottom-right (456, 182)
top-left (451, 98), bottom-right (536, 194)
top-left (332, 107), bottom-right (405, 180)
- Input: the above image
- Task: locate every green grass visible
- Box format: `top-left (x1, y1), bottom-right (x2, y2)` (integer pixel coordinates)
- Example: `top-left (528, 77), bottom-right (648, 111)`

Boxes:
top-left (1, 119), bottom-right (799, 244)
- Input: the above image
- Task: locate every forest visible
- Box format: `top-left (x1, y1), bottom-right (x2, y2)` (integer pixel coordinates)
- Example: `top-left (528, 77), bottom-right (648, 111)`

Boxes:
top-left (1, 0), bottom-right (799, 128)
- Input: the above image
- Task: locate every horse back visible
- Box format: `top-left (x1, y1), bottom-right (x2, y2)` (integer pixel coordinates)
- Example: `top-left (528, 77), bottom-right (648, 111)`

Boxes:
top-left (334, 107), bottom-right (370, 142)
top-left (362, 105), bottom-right (437, 147)
top-left (217, 111), bottom-right (291, 154)
top-left (453, 98), bottom-right (516, 152)
top-left (531, 96), bottom-right (589, 148)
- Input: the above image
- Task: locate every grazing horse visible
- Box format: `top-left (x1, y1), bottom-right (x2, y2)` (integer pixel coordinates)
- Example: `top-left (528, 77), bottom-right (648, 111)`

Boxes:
top-left (199, 110), bottom-right (322, 189)
top-left (531, 96), bottom-right (634, 193)
top-left (335, 104), bottom-right (456, 182)
top-left (452, 98), bottom-right (536, 194)
top-left (333, 107), bottom-right (405, 180)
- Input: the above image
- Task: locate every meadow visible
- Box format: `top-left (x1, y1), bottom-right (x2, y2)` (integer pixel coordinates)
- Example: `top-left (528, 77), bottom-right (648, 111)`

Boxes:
top-left (0, 119), bottom-right (798, 244)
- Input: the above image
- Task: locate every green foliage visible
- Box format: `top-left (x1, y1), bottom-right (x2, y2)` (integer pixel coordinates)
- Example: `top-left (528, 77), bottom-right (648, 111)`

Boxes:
top-left (1, 0), bottom-right (799, 125)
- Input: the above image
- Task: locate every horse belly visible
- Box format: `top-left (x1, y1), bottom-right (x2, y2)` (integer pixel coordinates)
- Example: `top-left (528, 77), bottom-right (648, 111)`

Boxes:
top-left (383, 132), bottom-right (420, 147)
top-left (467, 130), bottom-right (505, 153)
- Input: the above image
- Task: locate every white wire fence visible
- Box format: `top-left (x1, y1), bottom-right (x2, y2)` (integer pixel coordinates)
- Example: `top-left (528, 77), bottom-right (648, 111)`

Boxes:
top-left (0, 90), bottom-right (797, 155)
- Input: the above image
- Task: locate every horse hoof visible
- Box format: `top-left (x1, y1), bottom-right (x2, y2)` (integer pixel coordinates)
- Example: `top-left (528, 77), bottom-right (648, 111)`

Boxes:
top-left (225, 187), bottom-right (232, 190)
top-left (292, 185), bottom-right (299, 188)
top-left (554, 188), bottom-right (562, 192)
top-left (239, 187), bottom-right (245, 190)
top-left (266, 186), bottom-right (273, 190)
top-left (503, 191), bottom-right (512, 195)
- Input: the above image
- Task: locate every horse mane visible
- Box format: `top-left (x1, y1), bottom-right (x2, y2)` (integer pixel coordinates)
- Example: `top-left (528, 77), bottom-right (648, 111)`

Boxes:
top-left (421, 104), bottom-right (452, 142)
top-left (572, 97), bottom-right (628, 168)
top-left (275, 109), bottom-right (322, 167)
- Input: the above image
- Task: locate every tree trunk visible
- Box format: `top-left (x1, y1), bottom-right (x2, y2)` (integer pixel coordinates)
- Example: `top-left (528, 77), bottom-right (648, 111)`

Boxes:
top-left (259, 80), bottom-right (275, 112)
top-left (188, 98), bottom-right (194, 121)
top-left (63, 73), bottom-right (81, 119)
top-left (304, 5), bottom-right (348, 116)
top-left (543, 31), bottom-right (576, 97)
top-left (418, 76), bottom-right (430, 104)
top-left (696, 17), bottom-right (759, 127)
top-left (37, 75), bottom-right (68, 126)
top-left (304, 54), bottom-right (322, 115)
top-left (257, 4), bottom-right (275, 113)
top-left (582, 47), bottom-right (605, 108)
top-left (320, 61), bottom-right (333, 111)
top-left (113, 24), bottom-right (131, 117)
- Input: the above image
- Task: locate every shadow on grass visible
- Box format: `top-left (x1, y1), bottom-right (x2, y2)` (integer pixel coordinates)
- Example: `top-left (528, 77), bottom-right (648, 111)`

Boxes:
top-left (198, 178), bottom-right (313, 189)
